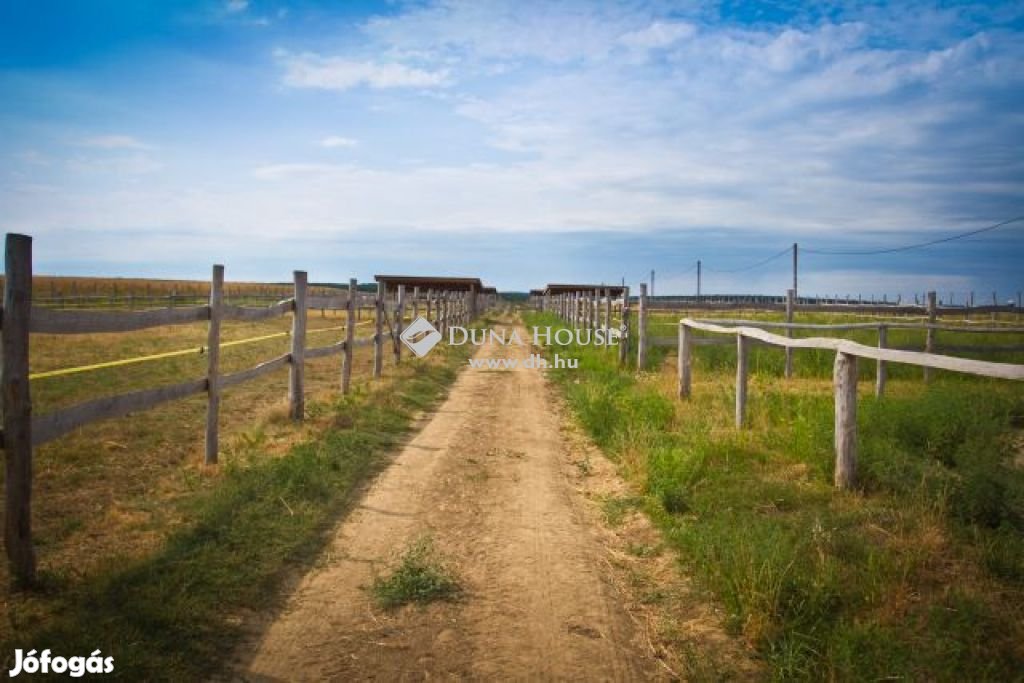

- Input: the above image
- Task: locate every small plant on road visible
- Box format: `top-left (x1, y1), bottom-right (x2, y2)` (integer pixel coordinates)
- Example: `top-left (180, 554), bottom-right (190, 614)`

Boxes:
top-left (372, 537), bottom-right (462, 609)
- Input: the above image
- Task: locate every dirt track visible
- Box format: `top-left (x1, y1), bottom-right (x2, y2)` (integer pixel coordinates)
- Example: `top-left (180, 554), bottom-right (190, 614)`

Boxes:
top-left (234, 323), bottom-right (748, 681)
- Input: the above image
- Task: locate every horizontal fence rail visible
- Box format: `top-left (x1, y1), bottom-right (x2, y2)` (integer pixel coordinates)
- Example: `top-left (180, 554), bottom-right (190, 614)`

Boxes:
top-left (676, 318), bottom-right (1024, 492)
top-left (0, 232), bottom-right (497, 586)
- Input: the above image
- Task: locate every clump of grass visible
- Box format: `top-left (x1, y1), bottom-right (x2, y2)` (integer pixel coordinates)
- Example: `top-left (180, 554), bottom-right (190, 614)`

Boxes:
top-left (372, 537), bottom-right (462, 609)
top-left (600, 494), bottom-right (644, 526)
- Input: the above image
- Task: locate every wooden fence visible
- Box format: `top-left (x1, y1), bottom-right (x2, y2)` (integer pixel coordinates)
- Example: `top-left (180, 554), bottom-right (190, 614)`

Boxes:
top-left (644, 292), bottom-right (1021, 317)
top-left (533, 283), bottom-right (1024, 492)
top-left (0, 233), bottom-right (488, 585)
top-left (676, 319), bottom-right (1024, 490)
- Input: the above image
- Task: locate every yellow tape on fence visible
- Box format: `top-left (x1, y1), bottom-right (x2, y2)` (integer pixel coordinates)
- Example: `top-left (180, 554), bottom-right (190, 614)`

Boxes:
top-left (30, 322), bottom-right (367, 380)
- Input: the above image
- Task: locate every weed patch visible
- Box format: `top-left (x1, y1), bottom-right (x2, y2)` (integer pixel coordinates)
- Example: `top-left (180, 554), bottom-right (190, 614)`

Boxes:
top-left (371, 537), bottom-right (462, 609)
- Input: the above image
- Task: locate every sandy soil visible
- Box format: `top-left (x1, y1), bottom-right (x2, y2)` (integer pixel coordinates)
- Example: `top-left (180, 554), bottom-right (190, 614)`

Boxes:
top-left (232, 322), bottom-right (755, 681)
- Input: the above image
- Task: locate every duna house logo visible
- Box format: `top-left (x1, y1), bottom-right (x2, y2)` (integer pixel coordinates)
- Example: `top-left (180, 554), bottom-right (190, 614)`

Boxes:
top-left (400, 316), bottom-right (443, 358)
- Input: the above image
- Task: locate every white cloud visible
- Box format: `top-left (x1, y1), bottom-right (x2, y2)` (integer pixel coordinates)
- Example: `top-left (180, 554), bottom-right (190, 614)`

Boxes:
top-left (8, 0), bottom-right (1021, 292)
top-left (278, 52), bottom-right (449, 90)
top-left (77, 135), bottom-right (153, 150)
top-left (618, 21), bottom-right (696, 50)
top-left (362, 0), bottom-right (637, 63)
top-left (66, 155), bottom-right (163, 175)
top-left (226, 0), bottom-right (248, 13)
top-left (319, 136), bottom-right (358, 148)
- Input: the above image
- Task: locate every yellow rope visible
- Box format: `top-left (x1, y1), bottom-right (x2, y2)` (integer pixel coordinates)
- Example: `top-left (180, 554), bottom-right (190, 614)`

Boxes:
top-left (29, 322), bottom-right (367, 380)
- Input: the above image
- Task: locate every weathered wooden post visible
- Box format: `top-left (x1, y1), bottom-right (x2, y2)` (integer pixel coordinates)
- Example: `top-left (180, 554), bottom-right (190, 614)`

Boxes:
top-left (834, 351), bottom-right (858, 489)
top-left (603, 288), bottom-right (612, 333)
top-left (394, 284), bottom-right (405, 364)
top-left (205, 264), bottom-right (224, 465)
top-left (289, 270), bottom-right (307, 420)
top-left (924, 291), bottom-right (936, 383)
top-left (735, 334), bottom-right (748, 428)
top-left (3, 233), bottom-right (36, 585)
top-left (637, 283), bottom-right (648, 369)
top-left (785, 288), bottom-right (795, 378)
top-left (412, 286), bottom-right (420, 320)
top-left (678, 321), bottom-right (692, 399)
top-left (342, 278), bottom-right (356, 394)
top-left (875, 324), bottom-right (888, 398)
top-left (373, 281), bottom-right (384, 378)
top-left (619, 286), bottom-right (631, 366)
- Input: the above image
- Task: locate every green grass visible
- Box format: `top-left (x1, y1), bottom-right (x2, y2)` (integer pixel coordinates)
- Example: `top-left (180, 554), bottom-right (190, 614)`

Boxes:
top-left (526, 310), bottom-right (1024, 681)
top-left (371, 537), bottom-right (462, 609)
top-left (1, 341), bottom-right (472, 681)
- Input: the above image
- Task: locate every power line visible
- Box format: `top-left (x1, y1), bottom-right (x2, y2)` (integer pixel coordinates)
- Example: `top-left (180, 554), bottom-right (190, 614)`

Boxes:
top-left (802, 215), bottom-right (1024, 256)
top-left (630, 214), bottom-right (1021, 291)
top-left (705, 246), bottom-right (792, 273)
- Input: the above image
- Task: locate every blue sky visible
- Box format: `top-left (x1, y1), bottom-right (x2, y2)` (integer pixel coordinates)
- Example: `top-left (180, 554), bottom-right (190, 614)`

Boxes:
top-left (1, 0), bottom-right (1022, 297)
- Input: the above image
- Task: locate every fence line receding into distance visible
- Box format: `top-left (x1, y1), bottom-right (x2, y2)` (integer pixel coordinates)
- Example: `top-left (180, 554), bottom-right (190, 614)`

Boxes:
top-left (0, 233), bottom-right (497, 586)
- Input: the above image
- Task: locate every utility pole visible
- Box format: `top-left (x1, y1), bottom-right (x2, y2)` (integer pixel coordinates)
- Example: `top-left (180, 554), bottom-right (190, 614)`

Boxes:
top-left (792, 242), bottom-right (798, 299)
top-left (697, 260), bottom-right (702, 298)
top-left (650, 269), bottom-right (655, 297)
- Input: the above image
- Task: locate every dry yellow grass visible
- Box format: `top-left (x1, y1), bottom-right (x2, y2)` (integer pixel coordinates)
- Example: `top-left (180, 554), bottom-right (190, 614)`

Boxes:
top-left (0, 305), bottom-right (401, 620)
top-left (11, 275), bottom-right (344, 300)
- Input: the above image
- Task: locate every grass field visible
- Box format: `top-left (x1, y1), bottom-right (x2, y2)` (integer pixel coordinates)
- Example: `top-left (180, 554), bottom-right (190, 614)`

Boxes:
top-left (0, 295), bottom-right (475, 678)
top-left (527, 310), bottom-right (1024, 680)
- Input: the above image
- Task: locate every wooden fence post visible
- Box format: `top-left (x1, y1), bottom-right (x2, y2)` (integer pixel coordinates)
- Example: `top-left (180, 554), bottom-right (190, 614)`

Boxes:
top-left (342, 278), bottom-right (356, 394)
top-left (619, 286), bottom-right (631, 366)
top-left (785, 288), bottom-right (795, 378)
top-left (205, 264), bottom-right (224, 465)
top-left (412, 286), bottom-right (420, 320)
top-left (440, 290), bottom-right (446, 324)
top-left (394, 285), bottom-right (405, 364)
top-left (875, 324), bottom-right (888, 399)
top-left (289, 270), bottom-right (307, 420)
top-left (3, 233), bottom-right (36, 585)
top-left (374, 281), bottom-right (384, 378)
top-left (735, 334), bottom-right (748, 428)
top-left (678, 321), bottom-right (692, 399)
top-left (603, 288), bottom-right (612, 333)
top-left (924, 291), bottom-right (936, 383)
top-left (637, 283), bottom-right (648, 369)
top-left (834, 351), bottom-right (858, 489)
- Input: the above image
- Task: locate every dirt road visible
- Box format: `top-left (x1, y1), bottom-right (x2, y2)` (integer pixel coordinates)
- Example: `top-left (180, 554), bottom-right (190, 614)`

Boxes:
top-left (234, 324), bottom-right (679, 680)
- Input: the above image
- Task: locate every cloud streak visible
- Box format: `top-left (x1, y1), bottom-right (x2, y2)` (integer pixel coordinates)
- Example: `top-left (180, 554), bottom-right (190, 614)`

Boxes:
top-left (277, 51), bottom-right (449, 90)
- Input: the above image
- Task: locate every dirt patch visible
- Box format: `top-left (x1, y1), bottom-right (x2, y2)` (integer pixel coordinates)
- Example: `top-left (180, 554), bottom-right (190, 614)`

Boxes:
top-left (231, 321), bottom-right (754, 680)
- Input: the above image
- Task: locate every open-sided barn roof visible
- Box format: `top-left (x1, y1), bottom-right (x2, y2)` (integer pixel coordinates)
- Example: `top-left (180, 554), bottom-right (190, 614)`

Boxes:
top-left (543, 284), bottom-right (627, 296)
top-left (373, 275), bottom-right (484, 292)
